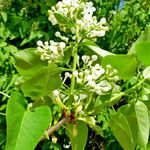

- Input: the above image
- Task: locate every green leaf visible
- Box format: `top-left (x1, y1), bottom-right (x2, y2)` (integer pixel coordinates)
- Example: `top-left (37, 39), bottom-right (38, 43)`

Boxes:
top-left (66, 121), bottom-right (88, 150)
top-left (6, 92), bottom-right (51, 150)
top-left (15, 48), bottom-right (62, 99)
top-left (110, 112), bottom-right (135, 150)
top-left (110, 101), bottom-right (149, 150)
top-left (82, 40), bottom-right (114, 57)
top-left (54, 13), bottom-right (74, 27)
top-left (143, 66), bottom-right (150, 79)
top-left (135, 41), bottom-right (150, 66)
top-left (0, 39), bottom-right (7, 48)
top-left (15, 48), bottom-right (48, 78)
top-left (21, 65), bottom-right (62, 99)
top-left (102, 54), bottom-right (137, 79)
top-left (128, 25), bottom-right (150, 54)
top-left (1, 12), bottom-right (7, 22)
top-left (119, 101), bottom-right (149, 149)
top-left (20, 31), bottom-right (44, 46)
top-left (78, 116), bottom-right (103, 137)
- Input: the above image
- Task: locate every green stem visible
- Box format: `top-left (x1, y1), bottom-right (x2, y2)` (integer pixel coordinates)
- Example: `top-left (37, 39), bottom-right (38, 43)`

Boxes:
top-left (0, 92), bottom-right (10, 98)
top-left (70, 45), bottom-right (78, 95)
top-left (54, 97), bottom-right (68, 110)
top-left (124, 78), bottom-right (145, 94)
top-left (106, 78), bottom-right (145, 107)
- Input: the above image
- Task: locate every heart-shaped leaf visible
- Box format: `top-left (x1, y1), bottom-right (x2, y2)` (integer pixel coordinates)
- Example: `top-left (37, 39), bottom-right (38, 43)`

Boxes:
top-left (6, 92), bottom-right (51, 150)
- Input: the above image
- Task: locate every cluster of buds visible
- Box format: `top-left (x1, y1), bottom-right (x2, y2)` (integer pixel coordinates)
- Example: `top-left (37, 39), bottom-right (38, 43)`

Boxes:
top-left (48, 0), bottom-right (108, 39)
top-left (72, 55), bottom-right (119, 95)
top-left (36, 40), bottom-right (66, 63)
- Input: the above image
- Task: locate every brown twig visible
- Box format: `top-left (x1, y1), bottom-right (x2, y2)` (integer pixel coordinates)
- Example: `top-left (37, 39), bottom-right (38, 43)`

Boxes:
top-left (40, 117), bottom-right (69, 141)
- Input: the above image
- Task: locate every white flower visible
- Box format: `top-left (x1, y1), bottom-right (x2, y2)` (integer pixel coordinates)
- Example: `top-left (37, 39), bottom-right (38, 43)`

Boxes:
top-left (85, 75), bottom-right (93, 81)
top-left (36, 40), bottom-right (66, 63)
top-left (100, 17), bottom-right (106, 24)
top-left (53, 90), bottom-right (60, 97)
top-left (97, 30), bottom-right (106, 37)
top-left (65, 72), bottom-right (71, 78)
top-left (55, 31), bottom-right (61, 37)
top-left (59, 42), bottom-right (66, 50)
top-left (37, 40), bottom-right (43, 46)
top-left (91, 55), bottom-right (98, 61)
top-left (86, 81), bottom-right (96, 87)
top-left (73, 71), bottom-right (78, 77)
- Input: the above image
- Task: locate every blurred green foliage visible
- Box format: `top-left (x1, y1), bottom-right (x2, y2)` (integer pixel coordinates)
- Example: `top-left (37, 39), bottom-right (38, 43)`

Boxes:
top-left (95, 0), bottom-right (150, 53)
top-left (0, 0), bottom-right (150, 149)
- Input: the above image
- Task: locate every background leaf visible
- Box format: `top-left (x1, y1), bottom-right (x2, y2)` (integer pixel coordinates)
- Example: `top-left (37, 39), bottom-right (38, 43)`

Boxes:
top-left (82, 40), bottom-right (113, 57)
top-left (6, 92), bottom-right (51, 150)
top-left (128, 25), bottom-right (150, 54)
top-left (110, 101), bottom-right (149, 150)
top-left (102, 54), bottom-right (137, 79)
top-left (135, 41), bottom-right (150, 66)
top-left (66, 121), bottom-right (88, 150)
top-left (15, 48), bottom-right (48, 78)
top-left (21, 65), bottom-right (62, 99)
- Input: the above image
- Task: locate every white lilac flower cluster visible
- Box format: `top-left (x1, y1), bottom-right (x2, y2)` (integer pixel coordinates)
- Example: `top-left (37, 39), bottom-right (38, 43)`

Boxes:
top-left (36, 40), bottom-right (66, 63)
top-left (48, 0), bottom-right (108, 39)
top-left (72, 55), bottom-right (119, 95)
top-left (52, 55), bottom-right (119, 100)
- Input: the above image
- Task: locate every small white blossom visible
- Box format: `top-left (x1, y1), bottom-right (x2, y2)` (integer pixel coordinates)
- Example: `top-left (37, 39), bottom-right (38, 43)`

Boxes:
top-left (59, 42), bottom-right (66, 50)
top-left (85, 75), bottom-right (93, 81)
top-left (100, 17), bottom-right (106, 24)
top-left (55, 31), bottom-right (61, 37)
top-left (73, 71), bottom-right (78, 77)
top-left (65, 72), bottom-right (71, 78)
top-left (37, 40), bottom-right (43, 46)
top-left (53, 90), bottom-right (60, 97)
top-left (91, 55), bottom-right (98, 61)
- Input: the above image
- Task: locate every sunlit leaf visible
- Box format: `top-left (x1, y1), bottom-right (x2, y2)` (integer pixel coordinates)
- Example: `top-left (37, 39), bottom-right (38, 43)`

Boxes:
top-left (66, 121), bottom-right (88, 150)
top-left (102, 54), bottom-right (137, 79)
top-left (135, 41), bottom-right (150, 66)
top-left (6, 92), bottom-right (51, 150)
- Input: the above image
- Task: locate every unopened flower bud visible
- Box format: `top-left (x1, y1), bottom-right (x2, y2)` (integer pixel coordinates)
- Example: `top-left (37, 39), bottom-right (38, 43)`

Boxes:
top-left (55, 31), bottom-right (61, 37)
top-left (37, 40), bottom-right (43, 46)
top-left (59, 42), bottom-right (66, 49)
top-left (73, 71), bottom-right (78, 77)
top-left (91, 55), bottom-right (98, 61)
top-left (53, 90), bottom-right (59, 97)
top-left (100, 17), bottom-right (106, 24)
